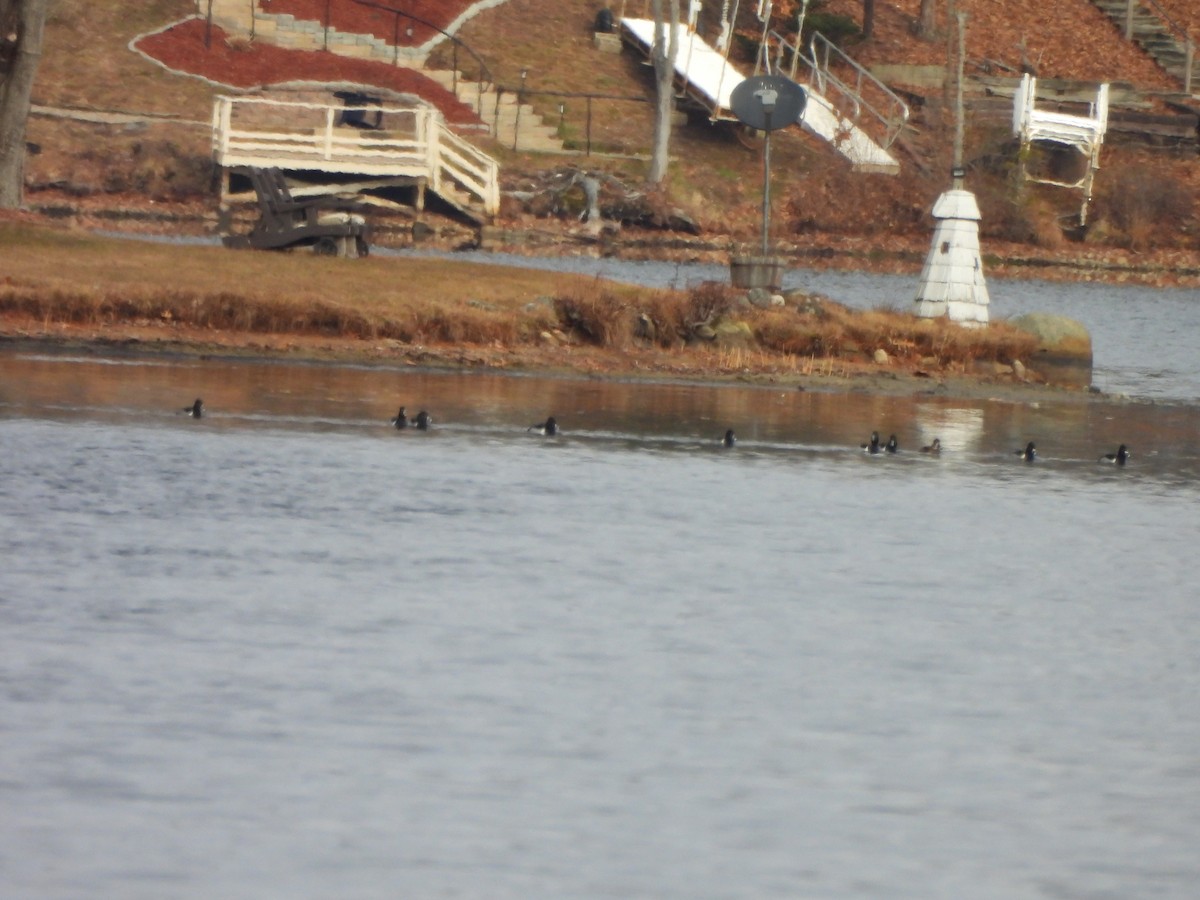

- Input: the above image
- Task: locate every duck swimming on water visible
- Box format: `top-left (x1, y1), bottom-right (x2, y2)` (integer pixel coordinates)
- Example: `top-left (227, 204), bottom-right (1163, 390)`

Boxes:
top-left (1016, 441), bottom-right (1037, 462)
top-left (183, 399), bottom-right (203, 418)
top-left (921, 438), bottom-right (941, 454)
top-left (414, 410), bottom-right (432, 430)
top-left (1100, 444), bottom-right (1129, 465)
top-left (390, 407), bottom-right (408, 429)
top-left (861, 431), bottom-right (881, 454)
top-left (529, 416), bottom-right (558, 436)
top-left (722, 429), bottom-right (736, 447)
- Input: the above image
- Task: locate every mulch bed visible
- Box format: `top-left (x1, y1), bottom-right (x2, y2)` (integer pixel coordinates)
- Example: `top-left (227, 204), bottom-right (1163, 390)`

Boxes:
top-left (134, 17), bottom-right (483, 126)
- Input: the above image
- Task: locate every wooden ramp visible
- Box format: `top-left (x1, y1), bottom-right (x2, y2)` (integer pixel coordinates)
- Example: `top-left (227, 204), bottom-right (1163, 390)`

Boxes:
top-left (619, 18), bottom-right (903, 173)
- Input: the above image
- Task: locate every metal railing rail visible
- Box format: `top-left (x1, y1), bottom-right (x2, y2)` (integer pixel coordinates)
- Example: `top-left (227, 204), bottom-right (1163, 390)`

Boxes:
top-left (765, 30), bottom-right (909, 150)
top-left (1129, 0), bottom-right (1195, 94)
top-left (346, 0), bottom-right (496, 116)
top-left (494, 87), bottom-right (649, 155)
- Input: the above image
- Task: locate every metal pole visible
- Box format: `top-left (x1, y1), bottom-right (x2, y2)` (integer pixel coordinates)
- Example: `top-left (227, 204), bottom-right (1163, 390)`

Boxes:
top-left (1186, 39), bottom-right (1194, 96)
top-left (206, 0), bottom-right (213, 49)
top-left (587, 96), bottom-right (593, 156)
top-left (761, 110), bottom-right (772, 255)
top-left (513, 69), bottom-right (527, 151)
top-left (324, 0), bottom-right (331, 51)
top-left (1125, 0), bottom-right (1134, 42)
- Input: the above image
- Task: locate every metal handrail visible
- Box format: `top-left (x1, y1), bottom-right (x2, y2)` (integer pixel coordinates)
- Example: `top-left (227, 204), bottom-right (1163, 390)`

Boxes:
top-left (1124, 0), bottom-right (1195, 93)
top-left (767, 30), bottom-right (909, 150)
top-left (346, 0), bottom-right (496, 115)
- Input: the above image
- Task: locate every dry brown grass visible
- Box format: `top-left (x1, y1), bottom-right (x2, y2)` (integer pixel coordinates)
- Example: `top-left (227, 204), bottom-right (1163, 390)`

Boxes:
top-left (0, 222), bottom-right (633, 345)
top-left (750, 299), bottom-right (1038, 367)
top-left (2, 222), bottom-right (1041, 375)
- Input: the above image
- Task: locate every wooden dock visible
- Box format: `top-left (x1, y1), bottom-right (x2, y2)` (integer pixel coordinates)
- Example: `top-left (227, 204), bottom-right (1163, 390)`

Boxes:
top-left (211, 94), bottom-right (500, 222)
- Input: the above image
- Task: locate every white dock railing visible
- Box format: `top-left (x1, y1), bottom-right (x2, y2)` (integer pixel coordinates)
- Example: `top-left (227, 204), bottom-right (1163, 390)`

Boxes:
top-left (766, 30), bottom-right (910, 153)
top-left (211, 95), bottom-right (499, 217)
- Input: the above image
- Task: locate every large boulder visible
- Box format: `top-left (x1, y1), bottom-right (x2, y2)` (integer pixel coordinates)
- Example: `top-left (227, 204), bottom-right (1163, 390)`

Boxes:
top-left (1008, 313), bottom-right (1093, 385)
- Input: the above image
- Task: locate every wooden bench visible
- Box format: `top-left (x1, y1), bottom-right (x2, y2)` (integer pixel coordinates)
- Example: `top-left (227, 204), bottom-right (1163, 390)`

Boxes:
top-left (224, 167), bottom-right (371, 258)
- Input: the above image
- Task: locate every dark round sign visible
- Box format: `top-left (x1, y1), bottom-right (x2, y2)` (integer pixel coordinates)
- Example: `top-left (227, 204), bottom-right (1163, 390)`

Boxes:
top-left (730, 75), bottom-right (807, 132)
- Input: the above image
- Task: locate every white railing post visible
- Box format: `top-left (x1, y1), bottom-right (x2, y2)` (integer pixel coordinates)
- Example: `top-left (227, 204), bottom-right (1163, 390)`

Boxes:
top-left (323, 108), bottom-right (335, 160)
top-left (425, 111), bottom-right (442, 195)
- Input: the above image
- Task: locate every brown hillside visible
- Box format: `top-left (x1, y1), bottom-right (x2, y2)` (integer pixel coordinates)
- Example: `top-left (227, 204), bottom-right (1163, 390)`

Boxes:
top-left (20, 0), bottom-right (1200, 265)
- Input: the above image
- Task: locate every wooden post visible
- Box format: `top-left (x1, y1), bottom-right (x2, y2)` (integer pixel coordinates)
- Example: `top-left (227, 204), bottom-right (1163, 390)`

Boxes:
top-left (953, 12), bottom-right (966, 190)
top-left (944, 0), bottom-right (956, 108)
top-left (586, 96), bottom-right (593, 156)
top-left (1124, 0), bottom-right (1134, 42)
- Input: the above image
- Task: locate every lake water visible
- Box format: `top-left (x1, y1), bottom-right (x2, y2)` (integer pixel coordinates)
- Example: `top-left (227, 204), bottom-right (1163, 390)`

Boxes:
top-left (5, 245), bottom-right (1200, 898)
top-left (3, 337), bottom-right (1199, 898)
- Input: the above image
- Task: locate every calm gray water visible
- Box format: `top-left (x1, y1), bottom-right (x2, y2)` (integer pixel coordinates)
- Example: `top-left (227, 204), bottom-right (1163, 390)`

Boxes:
top-left (2, 352), bottom-right (1199, 899)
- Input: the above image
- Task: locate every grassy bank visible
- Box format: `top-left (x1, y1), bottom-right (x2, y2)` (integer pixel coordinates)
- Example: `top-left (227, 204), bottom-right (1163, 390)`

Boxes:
top-left (0, 220), bottom-right (1049, 391)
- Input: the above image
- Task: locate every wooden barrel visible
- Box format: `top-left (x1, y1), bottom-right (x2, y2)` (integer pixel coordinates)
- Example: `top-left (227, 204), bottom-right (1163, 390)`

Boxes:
top-left (729, 255), bottom-right (786, 290)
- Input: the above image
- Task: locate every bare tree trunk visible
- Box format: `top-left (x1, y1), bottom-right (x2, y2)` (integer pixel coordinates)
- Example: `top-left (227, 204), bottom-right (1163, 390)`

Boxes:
top-left (916, 0), bottom-right (938, 41)
top-left (647, 0), bottom-right (680, 185)
top-left (863, 0), bottom-right (876, 40)
top-left (0, 0), bottom-right (49, 208)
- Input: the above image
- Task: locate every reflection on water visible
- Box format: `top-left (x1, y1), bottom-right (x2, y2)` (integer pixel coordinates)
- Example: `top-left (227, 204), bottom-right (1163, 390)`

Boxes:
top-left (3, 352), bottom-right (1199, 483)
top-left (2, 353), bottom-right (1200, 898)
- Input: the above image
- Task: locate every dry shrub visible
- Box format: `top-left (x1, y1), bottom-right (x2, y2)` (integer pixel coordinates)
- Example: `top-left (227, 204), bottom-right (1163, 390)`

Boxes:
top-left (554, 286), bottom-right (631, 348)
top-left (973, 168), bottom-right (1067, 248)
top-left (752, 307), bottom-right (847, 356)
top-left (684, 280), bottom-right (737, 325)
top-left (750, 301), bottom-right (1038, 368)
top-left (1095, 167), bottom-right (1195, 250)
top-left (635, 290), bottom-right (689, 348)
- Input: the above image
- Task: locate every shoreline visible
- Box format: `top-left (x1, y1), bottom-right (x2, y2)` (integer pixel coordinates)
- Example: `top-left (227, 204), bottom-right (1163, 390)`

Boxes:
top-left (0, 323), bottom-right (1133, 410)
top-left (2, 214), bottom-right (1187, 409)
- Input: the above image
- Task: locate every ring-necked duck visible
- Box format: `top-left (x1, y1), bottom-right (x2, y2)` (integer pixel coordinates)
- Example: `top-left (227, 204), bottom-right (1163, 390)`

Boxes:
top-left (414, 410), bottom-right (432, 430)
top-left (861, 431), bottom-right (881, 454)
top-left (390, 407), bottom-right (408, 429)
top-left (529, 416), bottom-right (558, 436)
top-left (1016, 441), bottom-right (1037, 461)
top-left (722, 429), bottom-right (736, 447)
top-left (921, 438), bottom-right (941, 454)
top-left (1100, 444), bottom-right (1129, 465)
top-left (183, 399), bottom-right (203, 418)
top-left (885, 434), bottom-right (899, 454)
